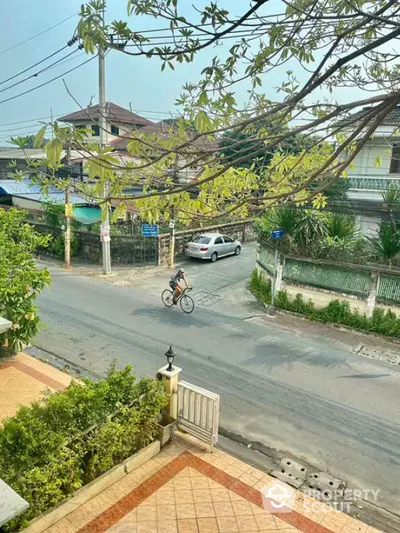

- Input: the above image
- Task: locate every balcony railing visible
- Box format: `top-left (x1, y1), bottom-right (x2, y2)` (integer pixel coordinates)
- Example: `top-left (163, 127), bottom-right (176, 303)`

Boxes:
top-left (347, 175), bottom-right (400, 191)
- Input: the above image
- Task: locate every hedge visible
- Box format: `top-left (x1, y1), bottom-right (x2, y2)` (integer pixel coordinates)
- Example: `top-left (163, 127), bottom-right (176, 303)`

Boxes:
top-left (0, 365), bottom-right (167, 532)
top-left (249, 269), bottom-right (400, 337)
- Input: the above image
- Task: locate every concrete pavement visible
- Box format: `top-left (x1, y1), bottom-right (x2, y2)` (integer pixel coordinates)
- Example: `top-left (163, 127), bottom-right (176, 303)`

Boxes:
top-left (33, 247), bottom-right (400, 528)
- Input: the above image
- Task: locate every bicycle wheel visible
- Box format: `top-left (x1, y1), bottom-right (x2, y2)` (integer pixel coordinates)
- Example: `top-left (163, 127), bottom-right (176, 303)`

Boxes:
top-left (180, 294), bottom-right (195, 314)
top-left (162, 289), bottom-right (174, 307)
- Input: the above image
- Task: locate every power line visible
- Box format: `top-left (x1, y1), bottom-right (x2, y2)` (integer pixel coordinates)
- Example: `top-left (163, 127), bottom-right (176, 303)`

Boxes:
top-left (0, 130), bottom-right (39, 141)
top-left (0, 45), bottom-right (69, 86)
top-left (0, 13), bottom-right (77, 56)
top-left (0, 48), bottom-right (81, 94)
top-left (44, 51), bottom-right (86, 73)
top-left (0, 55), bottom-right (97, 106)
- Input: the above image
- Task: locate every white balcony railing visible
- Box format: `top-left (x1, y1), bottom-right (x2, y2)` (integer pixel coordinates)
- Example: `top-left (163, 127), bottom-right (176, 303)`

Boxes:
top-left (347, 175), bottom-right (400, 191)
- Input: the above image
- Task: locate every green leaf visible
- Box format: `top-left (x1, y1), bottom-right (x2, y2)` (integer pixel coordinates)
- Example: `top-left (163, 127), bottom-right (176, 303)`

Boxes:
top-left (34, 126), bottom-right (47, 148)
top-left (375, 154), bottom-right (382, 168)
top-left (194, 111), bottom-right (213, 133)
top-left (198, 91), bottom-right (208, 105)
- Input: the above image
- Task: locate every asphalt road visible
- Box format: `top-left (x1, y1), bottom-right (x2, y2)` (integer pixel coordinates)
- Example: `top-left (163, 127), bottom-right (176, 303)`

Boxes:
top-left (35, 246), bottom-right (400, 520)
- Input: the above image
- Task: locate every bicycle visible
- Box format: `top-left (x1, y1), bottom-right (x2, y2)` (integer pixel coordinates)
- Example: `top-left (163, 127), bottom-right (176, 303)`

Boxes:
top-left (161, 287), bottom-right (195, 314)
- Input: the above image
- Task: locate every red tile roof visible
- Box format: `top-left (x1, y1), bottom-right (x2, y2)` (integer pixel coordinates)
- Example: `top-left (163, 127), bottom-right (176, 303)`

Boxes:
top-left (59, 102), bottom-right (153, 127)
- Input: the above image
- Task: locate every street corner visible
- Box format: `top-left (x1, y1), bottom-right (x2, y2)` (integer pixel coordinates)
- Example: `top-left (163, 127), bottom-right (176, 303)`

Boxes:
top-left (260, 478), bottom-right (296, 514)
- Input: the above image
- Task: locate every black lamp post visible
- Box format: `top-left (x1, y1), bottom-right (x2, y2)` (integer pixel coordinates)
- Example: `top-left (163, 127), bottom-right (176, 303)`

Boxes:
top-left (165, 345), bottom-right (176, 371)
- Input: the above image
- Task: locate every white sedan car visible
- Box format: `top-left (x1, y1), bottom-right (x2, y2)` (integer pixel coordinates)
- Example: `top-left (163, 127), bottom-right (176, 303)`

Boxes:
top-left (184, 232), bottom-right (242, 262)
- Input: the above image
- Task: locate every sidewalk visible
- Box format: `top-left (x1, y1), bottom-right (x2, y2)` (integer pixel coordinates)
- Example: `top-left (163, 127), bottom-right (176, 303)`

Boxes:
top-left (38, 433), bottom-right (382, 533)
top-left (0, 352), bottom-right (73, 422)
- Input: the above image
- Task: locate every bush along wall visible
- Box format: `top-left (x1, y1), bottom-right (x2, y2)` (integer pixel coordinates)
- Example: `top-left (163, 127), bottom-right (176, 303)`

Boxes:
top-left (249, 270), bottom-right (400, 338)
top-left (0, 365), bottom-right (168, 533)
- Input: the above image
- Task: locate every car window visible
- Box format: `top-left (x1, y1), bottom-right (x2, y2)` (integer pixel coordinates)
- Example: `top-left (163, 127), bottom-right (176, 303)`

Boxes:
top-left (214, 237), bottom-right (223, 245)
top-left (223, 236), bottom-right (233, 243)
top-left (192, 236), bottom-right (211, 244)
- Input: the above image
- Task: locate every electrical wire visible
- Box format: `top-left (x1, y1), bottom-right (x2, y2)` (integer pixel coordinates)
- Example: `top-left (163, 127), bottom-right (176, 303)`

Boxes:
top-left (0, 45), bottom-right (69, 86)
top-left (0, 13), bottom-right (77, 56)
top-left (0, 55), bottom-right (97, 106)
top-left (0, 48), bottom-right (81, 94)
top-left (44, 51), bottom-right (86, 73)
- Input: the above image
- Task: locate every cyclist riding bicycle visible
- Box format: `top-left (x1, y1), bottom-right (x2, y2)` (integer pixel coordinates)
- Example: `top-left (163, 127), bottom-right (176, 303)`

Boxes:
top-left (169, 267), bottom-right (189, 304)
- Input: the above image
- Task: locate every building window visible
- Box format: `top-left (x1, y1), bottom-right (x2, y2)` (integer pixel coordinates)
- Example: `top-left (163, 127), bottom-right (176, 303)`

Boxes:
top-left (74, 125), bottom-right (86, 132)
top-left (91, 124), bottom-right (100, 136)
top-left (390, 144), bottom-right (400, 173)
top-left (111, 125), bottom-right (119, 135)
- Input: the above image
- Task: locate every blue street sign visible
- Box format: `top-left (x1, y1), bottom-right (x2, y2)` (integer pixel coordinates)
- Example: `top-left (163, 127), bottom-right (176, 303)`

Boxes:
top-left (142, 224), bottom-right (159, 237)
top-left (271, 228), bottom-right (285, 239)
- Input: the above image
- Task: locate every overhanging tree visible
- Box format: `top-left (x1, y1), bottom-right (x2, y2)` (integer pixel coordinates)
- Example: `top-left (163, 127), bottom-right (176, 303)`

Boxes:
top-left (0, 209), bottom-right (51, 352)
top-left (16, 0), bottom-right (400, 222)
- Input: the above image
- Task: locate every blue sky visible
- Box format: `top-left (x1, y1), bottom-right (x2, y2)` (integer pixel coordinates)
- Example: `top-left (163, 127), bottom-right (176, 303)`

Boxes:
top-left (0, 0), bottom-right (256, 145)
top-left (0, 0), bottom-right (366, 146)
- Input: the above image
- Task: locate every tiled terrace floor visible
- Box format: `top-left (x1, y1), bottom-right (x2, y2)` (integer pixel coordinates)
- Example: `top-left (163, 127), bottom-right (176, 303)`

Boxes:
top-left (0, 352), bottom-right (72, 422)
top-left (42, 434), bottom-right (382, 533)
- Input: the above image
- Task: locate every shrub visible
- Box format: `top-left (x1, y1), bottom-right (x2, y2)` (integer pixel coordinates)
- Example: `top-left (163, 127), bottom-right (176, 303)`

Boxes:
top-left (249, 269), bottom-right (400, 338)
top-left (0, 365), bottom-right (167, 532)
top-left (0, 209), bottom-right (51, 352)
top-left (46, 233), bottom-right (79, 259)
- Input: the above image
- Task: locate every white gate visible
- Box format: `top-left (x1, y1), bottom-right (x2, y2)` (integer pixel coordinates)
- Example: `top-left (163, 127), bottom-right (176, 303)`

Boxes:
top-left (177, 380), bottom-right (220, 449)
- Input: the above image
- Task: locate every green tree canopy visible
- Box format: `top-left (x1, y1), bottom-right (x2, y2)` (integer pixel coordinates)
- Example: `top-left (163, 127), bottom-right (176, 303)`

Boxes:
top-left (0, 209), bottom-right (51, 352)
top-left (16, 0), bottom-right (400, 223)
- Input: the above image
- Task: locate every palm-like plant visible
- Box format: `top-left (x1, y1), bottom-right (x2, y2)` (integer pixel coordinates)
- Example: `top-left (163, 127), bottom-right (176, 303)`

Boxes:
top-left (326, 214), bottom-right (358, 241)
top-left (295, 209), bottom-right (329, 253)
top-left (254, 207), bottom-right (299, 239)
top-left (367, 222), bottom-right (400, 268)
top-left (381, 185), bottom-right (400, 212)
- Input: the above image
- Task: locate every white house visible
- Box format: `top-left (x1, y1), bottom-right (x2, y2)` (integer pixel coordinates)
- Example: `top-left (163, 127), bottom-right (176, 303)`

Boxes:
top-left (337, 105), bottom-right (400, 235)
top-left (59, 102), bottom-right (153, 145)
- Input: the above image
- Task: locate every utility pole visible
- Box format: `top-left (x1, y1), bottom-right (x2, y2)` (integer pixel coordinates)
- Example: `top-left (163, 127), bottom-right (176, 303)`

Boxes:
top-left (64, 140), bottom-right (72, 268)
top-left (99, 6), bottom-right (112, 274)
top-left (168, 158), bottom-right (179, 269)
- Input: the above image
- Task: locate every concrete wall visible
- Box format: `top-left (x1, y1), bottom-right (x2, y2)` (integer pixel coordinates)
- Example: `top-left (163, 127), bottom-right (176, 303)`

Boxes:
top-left (284, 284), bottom-right (368, 315)
top-left (256, 242), bottom-right (400, 318)
top-left (12, 197), bottom-right (43, 211)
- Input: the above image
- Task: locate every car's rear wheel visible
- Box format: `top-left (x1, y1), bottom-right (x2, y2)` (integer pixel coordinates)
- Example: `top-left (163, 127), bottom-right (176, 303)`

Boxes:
top-left (235, 246), bottom-right (241, 256)
top-left (211, 252), bottom-right (218, 262)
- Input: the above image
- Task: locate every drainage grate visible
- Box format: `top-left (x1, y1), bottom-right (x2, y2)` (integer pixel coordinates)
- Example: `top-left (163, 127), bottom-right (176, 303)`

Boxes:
top-left (194, 291), bottom-right (224, 307)
top-left (353, 344), bottom-right (400, 365)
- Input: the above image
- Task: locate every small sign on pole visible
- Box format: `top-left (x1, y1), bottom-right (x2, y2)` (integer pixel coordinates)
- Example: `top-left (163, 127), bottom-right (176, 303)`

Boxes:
top-left (269, 228), bottom-right (285, 317)
top-left (271, 228), bottom-right (285, 240)
top-left (142, 224), bottom-right (159, 237)
top-left (65, 203), bottom-right (73, 217)
top-left (101, 231), bottom-right (111, 243)
top-left (169, 220), bottom-right (175, 229)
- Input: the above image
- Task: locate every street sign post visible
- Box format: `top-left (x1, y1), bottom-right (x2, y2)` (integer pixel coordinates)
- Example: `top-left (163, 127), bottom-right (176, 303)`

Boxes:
top-left (142, 224), bottom-right (159, 237)
top-left (269, 228), bottom-right (285, 316)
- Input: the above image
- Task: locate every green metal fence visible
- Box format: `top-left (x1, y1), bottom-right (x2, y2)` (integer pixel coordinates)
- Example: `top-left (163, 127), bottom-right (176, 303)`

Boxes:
top-left (377, 274), bottom-right (400, 304)
top-left (283, 258), bottom-right (371, 297)
top-left (258, 244), bottom-right (276, 274)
